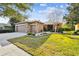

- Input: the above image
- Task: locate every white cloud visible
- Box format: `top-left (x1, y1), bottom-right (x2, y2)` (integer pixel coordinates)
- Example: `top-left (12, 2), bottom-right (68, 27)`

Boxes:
top-left (0, 17), bottom-right (9, 24)
top-left (39, 7), bottom-right (64, 15)
top-left (39, 7), bottom-right (65, 23)
top-left (40, 4), bottom-right (47, 6)
top-left (33, 9), bottom-right (35, 12)
top-left (39, 7), bottom-right (57, 13)
top-left (60, 5), bottom-right (64, 8)
top-left (29, 6), bottom-right (65, 23)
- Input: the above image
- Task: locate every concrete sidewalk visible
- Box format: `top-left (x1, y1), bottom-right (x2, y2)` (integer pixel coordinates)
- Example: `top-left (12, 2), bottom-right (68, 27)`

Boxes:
top-left (0, 44), bottom-right (31, 56)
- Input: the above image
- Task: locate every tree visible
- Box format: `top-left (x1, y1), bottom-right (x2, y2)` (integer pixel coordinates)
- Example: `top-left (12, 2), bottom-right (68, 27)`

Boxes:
top-left (65, 3), bottom-right (79, 29)
top-left (47, 8), bottom-right (64, 32)
top-left (0, 3), bottom-right (33, 31)
top-left (9, 17), bottom-right (19, 31)
top-left (0, 3), bottom-right (32, 21)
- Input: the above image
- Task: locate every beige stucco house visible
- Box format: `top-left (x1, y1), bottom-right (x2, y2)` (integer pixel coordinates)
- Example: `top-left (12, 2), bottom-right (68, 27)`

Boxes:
top-left (15, 20), bottom-right (44, 33)
top-left (75, 23), bottom-right (79, 31)
top-left (15, 20), bottom-right (62, 33)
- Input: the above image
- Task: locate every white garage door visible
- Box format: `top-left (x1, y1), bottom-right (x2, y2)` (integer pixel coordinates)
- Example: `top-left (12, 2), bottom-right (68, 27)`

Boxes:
top-left (17, 24), bottom-right (27, 33)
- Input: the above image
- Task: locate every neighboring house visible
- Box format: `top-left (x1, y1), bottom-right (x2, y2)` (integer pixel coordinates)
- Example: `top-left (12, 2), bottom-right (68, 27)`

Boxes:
top-left (0, 23), bottom-right (12, 30)
top-left (15, 20), bottom-right (63, 33)
top-left (75, 23), bottom-right (79, 31)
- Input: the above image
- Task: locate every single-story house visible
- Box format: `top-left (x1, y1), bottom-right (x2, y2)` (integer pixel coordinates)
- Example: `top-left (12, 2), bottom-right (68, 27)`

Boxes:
top-left (15, 20), bottom-right (44, 33)
top-left (15, 20), bottom-right (63, 33)
top-left (0, 23), bottom-right (12, 30)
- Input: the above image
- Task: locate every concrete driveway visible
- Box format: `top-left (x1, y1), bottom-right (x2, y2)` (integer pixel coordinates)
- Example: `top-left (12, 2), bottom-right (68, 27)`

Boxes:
top-left (0, 32), bottom-right (31, 56)
top-left (0, 32), bottom-right (27, 46)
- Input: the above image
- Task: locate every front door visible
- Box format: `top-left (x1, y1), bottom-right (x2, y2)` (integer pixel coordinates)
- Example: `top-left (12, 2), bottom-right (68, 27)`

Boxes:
top-left (47, 25), bottom-right (53, 31)
top-left (31, 25), bottom-right (36, 33)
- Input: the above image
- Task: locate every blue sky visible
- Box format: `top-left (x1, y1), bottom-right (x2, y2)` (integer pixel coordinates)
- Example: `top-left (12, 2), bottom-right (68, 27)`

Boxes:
top-left (0, 3), bottom-right (69, 23)
top-left (27, 3), bottom-right (69, 22)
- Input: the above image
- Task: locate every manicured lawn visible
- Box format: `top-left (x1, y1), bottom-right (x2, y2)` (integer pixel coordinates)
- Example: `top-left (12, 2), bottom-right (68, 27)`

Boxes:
top-left (9, 33), bottom-right (79, 56)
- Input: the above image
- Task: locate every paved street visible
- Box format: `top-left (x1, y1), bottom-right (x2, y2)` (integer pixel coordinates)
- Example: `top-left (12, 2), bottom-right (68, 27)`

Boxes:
top-left (0, 32), bottom-right (31, 56)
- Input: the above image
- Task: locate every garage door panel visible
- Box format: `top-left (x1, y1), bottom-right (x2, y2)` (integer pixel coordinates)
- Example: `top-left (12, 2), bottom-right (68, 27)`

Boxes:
top-left (17, 24), bottom-right (27, 33)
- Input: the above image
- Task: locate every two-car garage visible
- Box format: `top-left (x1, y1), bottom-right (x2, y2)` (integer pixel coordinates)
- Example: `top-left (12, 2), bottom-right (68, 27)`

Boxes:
top-left (15, 24), bottom-right (27, 33)
top-left (15, 21), bottom-right (44, 33)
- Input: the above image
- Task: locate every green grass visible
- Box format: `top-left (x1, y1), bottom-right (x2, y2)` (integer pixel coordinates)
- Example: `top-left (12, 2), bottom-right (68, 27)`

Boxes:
top-left (9, 33), bottom-right (79, 56)
top-left (8, 35), bottom-right (50, 55)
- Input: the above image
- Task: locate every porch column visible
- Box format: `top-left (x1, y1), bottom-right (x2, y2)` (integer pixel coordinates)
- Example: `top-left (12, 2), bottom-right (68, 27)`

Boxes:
top-left (54, 24), bottom-right (57, 32)
top-left (52, 25), bottom-right (54, 31)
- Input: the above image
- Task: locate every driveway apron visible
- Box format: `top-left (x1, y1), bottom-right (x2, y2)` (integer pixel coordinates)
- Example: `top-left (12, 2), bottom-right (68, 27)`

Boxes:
top-left (0, 32), bottom-right (31, 56)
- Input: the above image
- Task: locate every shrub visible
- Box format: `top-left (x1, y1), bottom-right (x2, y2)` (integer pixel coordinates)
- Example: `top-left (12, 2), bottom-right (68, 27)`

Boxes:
top-left (63, 28), bottom-right (72, 31)
top-left (0, 30), bottom-right (12, 33)
top-left (58, 28), bottom-right (64, 33)
top-left (27, 32), bottom-right (33, 35)
top-left (27, 32), bottom-right (35, 36)
top-left (32, 33), bottom-right (35, 36)
top-left (74, 30), bottom-right (79, 35)
top-left (58, 28), bottom-right (72, 32)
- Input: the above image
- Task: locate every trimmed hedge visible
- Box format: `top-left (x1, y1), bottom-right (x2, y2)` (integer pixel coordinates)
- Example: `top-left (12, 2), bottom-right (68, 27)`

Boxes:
top-left (58, 28), bottom-right (72, 31)
top-left (0, 30), bottom-right (13, 33)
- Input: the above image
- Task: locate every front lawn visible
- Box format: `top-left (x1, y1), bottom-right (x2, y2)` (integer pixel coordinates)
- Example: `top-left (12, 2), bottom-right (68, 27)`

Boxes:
top-left (9, 33), bottom-right (79, 56)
